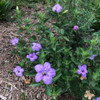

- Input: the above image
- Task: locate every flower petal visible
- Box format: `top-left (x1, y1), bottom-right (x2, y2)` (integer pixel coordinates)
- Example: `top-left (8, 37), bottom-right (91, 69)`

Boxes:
top-left (82, 65), bottom-right (87, 69)
top-left (20, 68), bottom-right (24, 72)
top-left (77, 69), bottom-right (82, 74)
top-left (43, 75), bottom-right (52, 85)
top-left (78, 65), bottom-right (82, 69)
top-left (82, 74), bottom-right (86, 78)
top-left (97, 97), bottom-right (100, 100)
top-left (52, 7), bottom-right (56, 12)
top-left (35, 64), bottom-right (43, 72)
top-left (44, 62), bottom-right (51, 71)
top-left (35, 73), bottom-right (43, 82)
top-left (17, 73), bottom-right (23, 77)
top-left (47, 68), bottom-right (56, 77)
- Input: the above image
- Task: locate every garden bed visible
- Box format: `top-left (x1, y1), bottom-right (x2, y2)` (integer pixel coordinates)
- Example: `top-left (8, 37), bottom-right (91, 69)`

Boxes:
top-left (0, 6), bottom-right (78, 100)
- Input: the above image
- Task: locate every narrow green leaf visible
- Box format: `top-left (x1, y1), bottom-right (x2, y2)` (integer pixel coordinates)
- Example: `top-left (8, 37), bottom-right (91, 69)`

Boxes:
top-left (53, 73), bottom-right (62, 83)
top-left (30, 83), bottom-right (41, 87)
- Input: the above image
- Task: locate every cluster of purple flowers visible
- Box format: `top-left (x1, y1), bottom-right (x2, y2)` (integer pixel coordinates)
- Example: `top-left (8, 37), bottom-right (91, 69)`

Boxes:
top-left (52, 4), bottom-right (79, 31)
top-left (93, 97), bottom-right (100, 100)
top-left (77, 54), bottom-right (97, 77)
top-left (12, 41), bottom-right (42, 77)
top-left (35, 62), bottom-right (56, 85)
top-left (26, 42), bottom-right (42, 62)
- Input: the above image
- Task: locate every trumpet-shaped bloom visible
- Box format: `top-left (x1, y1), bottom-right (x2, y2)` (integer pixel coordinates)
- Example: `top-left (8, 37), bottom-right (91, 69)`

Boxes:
top-left (77, 65), bottom-right (88, 78)
top-left (13, 66), bottom-right (24, 77)
top-left (11, 37), bottom-right (19, 45)
top-left (26, 53), bottom-right (38, 62)
top-left (90, 55), bottom-right (97, 60)
top-left (52, 4), bottom-right (63, 13)
top-left (35, 62), bottom-right (56, 85)
top-left (73, 25), bottom-right (79, 31)
top-left (32, 43), bottom-right (42, 51)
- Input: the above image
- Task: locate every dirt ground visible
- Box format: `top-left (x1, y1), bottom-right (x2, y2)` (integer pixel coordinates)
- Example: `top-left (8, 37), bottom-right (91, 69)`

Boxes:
top-left (0, 6), bottom-right (79, 100)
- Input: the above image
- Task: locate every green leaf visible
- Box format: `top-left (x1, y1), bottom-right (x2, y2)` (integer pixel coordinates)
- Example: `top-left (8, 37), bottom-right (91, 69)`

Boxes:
top-left (63, 36), bottom-right (69, 41)
top-left (45, 85), bottom-right (52, 96)
top-left (44, 18), bottom-right (49, 23)
top-left (60, 29), bottom-right (64, 35)
top-left (24, 72), bottom-right (35, 76)
top-left (57, 47), bottom-right (65, 53)
top-left (20, 93), bottom-right (25, 100)
top-left (53, 73), bottom-right (62, 83)
top-left (50, 33), bottom-right (55, 43)
top-left (30, 83), bottom-right (41, 87)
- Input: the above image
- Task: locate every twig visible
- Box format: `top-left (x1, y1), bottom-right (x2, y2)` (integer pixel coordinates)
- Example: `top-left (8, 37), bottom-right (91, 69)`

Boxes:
top-left (0, 78), bottom-right (18, 90)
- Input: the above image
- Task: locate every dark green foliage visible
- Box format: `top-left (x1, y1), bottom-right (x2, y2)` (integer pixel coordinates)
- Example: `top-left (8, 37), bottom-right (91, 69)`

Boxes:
top-left (11, 0), bottom-right (100, 100)
top-left (0, 0), bottom-right (12, 20)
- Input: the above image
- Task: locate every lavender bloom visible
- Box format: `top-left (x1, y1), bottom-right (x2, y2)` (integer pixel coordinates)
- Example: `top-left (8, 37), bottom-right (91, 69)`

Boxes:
top-left (52, 4), bottom-right (63, 13)
top-left (97, 97), bottom-right (100, 100)
top-left (73, 25), bottom-right (79, 31)
top-left (13, 66), bottom-right (24, 77)
top-left (49, 28), bottom-right (51, 31)
top-left (11, 37), bottom-right (19, 45)
top-left (26, 53), bottom-right (38, 62)
top-left (90, 55), bottom-right (97, 60)
top-left (32, 43), bottom-right (42, 51)
top-left (35, 62), bottom-right (56, 85)
top-left (77, 65), bottom-right (88, 78)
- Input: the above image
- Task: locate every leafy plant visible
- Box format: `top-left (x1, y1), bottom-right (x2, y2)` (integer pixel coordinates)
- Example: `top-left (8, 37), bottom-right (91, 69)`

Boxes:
top-left (11, 1), bottom-right (100, 100)
top-left (0, 0), bottom-right (12, 20)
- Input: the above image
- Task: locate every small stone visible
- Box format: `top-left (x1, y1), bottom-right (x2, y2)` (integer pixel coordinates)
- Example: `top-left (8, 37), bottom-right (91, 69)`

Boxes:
top-left (15, 77), bottom-right (19, 81)
top-left (4, 90), bottom-right (9, 97)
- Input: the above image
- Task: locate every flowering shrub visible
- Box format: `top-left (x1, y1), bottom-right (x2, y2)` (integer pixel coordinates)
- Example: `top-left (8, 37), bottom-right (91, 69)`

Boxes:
top-left (11, 1), bottom-right (100, 100)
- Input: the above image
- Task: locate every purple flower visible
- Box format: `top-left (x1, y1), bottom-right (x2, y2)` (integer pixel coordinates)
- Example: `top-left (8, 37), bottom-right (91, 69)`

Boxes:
top-left (52, 4), bottom-right (63, 13)
top-left (73, 25), bottom-right (79, 31)
top-left (36, 52), bottom-right (40, 54)
top-left (32, 43), bottom-right (42, 51)
top-left (77, 65), bottom-right (88, 78)
top-left (93, 97), bottom-right (100, 100)
top-left (90, 55), bottom-right (97, 60)
top-left (13, 66), bottom-right (24, 77)
top-left (26, 53), bottom-right (38, 62)
top-left (35, 62), bottom-right (56, 85)
top-left (97, 97), bottom-right (100, 100)
top-left (49, 28), bottom-right (51, 31)
top-left (11, 37), bottom-right (19, 45)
